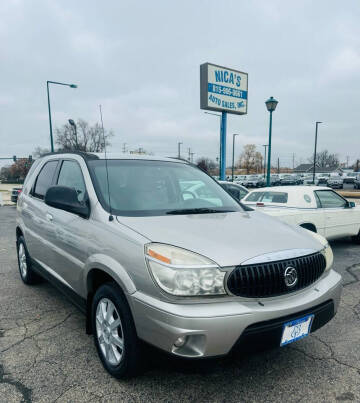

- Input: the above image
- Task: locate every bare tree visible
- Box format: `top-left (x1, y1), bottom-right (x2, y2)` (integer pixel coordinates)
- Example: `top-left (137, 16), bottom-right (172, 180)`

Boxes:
top-left (239, 144), bottom-right (259, 174)
top-left (33, 146), bottom-right (50, 158)
top-left (55, 119), bottom-right (114, 152)
top-left (196, 157), bottom-right (216, 174)
top-left (308, 150), bottom-right (339, 168)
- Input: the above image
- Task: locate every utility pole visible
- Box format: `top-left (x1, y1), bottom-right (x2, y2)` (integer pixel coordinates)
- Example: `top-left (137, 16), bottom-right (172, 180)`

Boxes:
top-left (292, 153), bottom-right (295, 170)
top-left (178, 142), bottom-right (182, 159)
top-left (122, 143), bottom-right (127, 153)
top-left (346, 156), bottom-right (350, 168)
top-left (277, 157), bottom-right (280, 174)
top-left (188, 147), bottom-right (191, 161)
top-left (312, 121), bottom-right (322, 183)
top-left (356, 160), bottom-right (359, 172)
top-left (190, 152), bottom-right (194, 163)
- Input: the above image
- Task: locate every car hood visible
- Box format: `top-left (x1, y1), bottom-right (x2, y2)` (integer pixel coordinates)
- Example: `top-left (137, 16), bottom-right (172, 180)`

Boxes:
top-left (116, 211), bottom-right (323, 267)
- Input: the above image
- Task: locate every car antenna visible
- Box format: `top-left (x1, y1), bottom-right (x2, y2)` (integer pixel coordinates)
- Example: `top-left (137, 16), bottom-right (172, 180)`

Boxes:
top-left (99, 104), bottom-right (114, 222)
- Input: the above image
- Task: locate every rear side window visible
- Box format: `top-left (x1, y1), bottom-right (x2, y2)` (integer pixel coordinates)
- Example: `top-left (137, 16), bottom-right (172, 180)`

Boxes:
top-left (57, 160), bottom-right (87, 202)
top-left (33, 160), bottom-right (58, 199)
top-left (245, 191), bottom-right (288, 203)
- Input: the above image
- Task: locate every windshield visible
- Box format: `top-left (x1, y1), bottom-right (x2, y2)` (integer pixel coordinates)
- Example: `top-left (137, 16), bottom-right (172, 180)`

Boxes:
top-left (88, 159), bottom-right (243, 216)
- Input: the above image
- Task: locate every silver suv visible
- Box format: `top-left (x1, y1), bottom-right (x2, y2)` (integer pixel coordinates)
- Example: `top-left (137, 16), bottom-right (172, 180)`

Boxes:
top-left (16, 153), bottom-right (342, 378)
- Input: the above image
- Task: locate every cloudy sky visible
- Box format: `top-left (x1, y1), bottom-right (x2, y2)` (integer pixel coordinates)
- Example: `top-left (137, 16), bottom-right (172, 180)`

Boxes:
top-left (1, 0), bottom-right (360, 168)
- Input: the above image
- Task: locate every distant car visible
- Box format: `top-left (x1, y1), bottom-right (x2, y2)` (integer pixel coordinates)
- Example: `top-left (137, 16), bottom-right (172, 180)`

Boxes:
top-left (303, 175), bottom-right (319, 186)
top-left (234, 175), bottom-right (247, 185)
top-left (280, 175), bottom-right (297, 186)
top-left (218, 181), bottom-right (249, 201)
top-left (245, 175), bottom-right (265, 188)
top-left (242, 185), bottom-right (360, 241)
top-left (317, 174), bottom-right (331, 186)
top-left (343, 173), bottom-right (357, 184)
top-left (327, 176), bottom-right (343, 189)
top-left (354, 174), bottom-right (360, 189)
top-left (11, 187), bottom-right (22, 203)
top-left (270, 174), bottom-right (281, 186)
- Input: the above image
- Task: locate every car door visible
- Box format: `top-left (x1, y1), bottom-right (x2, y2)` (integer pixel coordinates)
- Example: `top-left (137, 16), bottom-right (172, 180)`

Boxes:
top-left (315, 190), bottom-right (359, 239)
top-left (46, 159), bottom-right (91, 290)
top-left (23, 159), bottom-right (59, 264)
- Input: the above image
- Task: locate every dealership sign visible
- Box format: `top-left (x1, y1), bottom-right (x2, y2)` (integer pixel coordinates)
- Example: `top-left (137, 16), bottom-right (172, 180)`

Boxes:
top-left (200, 63), bottom-right (248, 115)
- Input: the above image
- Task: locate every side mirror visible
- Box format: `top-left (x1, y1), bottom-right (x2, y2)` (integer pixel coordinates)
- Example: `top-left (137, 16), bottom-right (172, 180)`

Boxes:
top-left (45, 186), bottom-right (90, 218)
top-left (349, 201), bottom-right (356, 208)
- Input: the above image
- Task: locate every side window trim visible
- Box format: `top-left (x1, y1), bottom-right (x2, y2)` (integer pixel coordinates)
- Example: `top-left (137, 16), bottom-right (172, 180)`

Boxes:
top-left (31, 160), bottom-right (59, 200)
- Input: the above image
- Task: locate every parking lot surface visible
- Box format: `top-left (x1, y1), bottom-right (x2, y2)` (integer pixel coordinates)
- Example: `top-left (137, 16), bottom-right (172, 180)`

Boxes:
top-left (0, 206), bottom-right (359, 402)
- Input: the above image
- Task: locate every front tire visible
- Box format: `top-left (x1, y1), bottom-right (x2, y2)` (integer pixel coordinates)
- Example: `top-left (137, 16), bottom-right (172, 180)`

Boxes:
top-left (91, 283), bottom-right (142, 378)
top-left (16, 236), bottom-right (41, 285)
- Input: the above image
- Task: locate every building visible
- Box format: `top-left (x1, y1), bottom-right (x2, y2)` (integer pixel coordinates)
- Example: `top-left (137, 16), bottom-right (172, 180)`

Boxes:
top-left (293, 164), bottom-right (342, 175)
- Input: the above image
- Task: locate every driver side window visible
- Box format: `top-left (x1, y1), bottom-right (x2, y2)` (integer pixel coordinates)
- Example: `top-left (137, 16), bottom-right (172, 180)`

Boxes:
top-left (315, 190), bottom-right (347, 208)
top-left (57, 160), bottom-right (87, 202)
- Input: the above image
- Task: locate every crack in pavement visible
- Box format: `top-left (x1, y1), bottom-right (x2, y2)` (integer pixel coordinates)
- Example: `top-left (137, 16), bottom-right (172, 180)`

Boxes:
top-left (289, 333), bottom-right (360, 374)
top-left (343, 263), bottom-right (360, 286)
top-left (0, 313), bottom-right (73, 354)
top-left (0, 363), bottom-right (32, 403)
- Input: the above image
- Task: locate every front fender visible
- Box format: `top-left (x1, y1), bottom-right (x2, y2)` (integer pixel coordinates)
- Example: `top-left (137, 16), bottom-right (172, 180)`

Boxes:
top-left (83, 254), bottom-right (137, 296)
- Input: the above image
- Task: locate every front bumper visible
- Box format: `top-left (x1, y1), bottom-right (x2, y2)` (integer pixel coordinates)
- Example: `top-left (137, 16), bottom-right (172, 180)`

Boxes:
top-left (129, 269), bottom-right (342, 358)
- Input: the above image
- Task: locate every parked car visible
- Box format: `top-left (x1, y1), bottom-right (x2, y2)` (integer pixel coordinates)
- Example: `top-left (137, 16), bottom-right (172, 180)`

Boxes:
top-left (343, 172), bottom-right (357, 184)
top-left (354, 174), bottom-right (360, 189)
top-left (303, 175), bottom-right (319, 186)
top-left (244, 174), bottom-right (265, 187)
top-left (270, 174), bottom-right (281, 186)
top-left (234, 175), bottom-right (247, 185)
top-left (327, 176), bottom-right (343, 189)
top-left (242, 185), bottom-right (360, 241)
top-left (218, 181), bottom-right (249, 201)
top-left (317, 174), bottom-right (331, 186)
top-left (280, 174), bottom-right (297, 186)
top-left (11, 187), bottom-right (22, 203)
top-left (16, 154), bottom-right (342, 378)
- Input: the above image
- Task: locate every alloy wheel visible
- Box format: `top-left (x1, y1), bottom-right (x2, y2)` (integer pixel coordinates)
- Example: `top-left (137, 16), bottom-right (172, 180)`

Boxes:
top-left (18, 243), bottom-right (27, 278)
top-left (95, 298), bottom-right (124, 366)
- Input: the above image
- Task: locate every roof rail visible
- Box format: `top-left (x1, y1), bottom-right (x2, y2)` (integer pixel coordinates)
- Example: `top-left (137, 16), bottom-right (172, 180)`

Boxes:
top-left (41, 151), bottom-right (99, 160)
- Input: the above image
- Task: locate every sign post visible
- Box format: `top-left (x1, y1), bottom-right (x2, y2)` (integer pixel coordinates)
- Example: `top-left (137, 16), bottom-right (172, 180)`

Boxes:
top-left (200, 63), bottom-right (248, 180)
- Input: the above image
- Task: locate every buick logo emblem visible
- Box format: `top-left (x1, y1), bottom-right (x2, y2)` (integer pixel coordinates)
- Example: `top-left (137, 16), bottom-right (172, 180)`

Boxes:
top-left (284, 267), bottom-right (298, 287)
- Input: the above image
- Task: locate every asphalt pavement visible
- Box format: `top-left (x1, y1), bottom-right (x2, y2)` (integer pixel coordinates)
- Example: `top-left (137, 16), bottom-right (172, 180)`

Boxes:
top-left (0, 206), bottom-right (359, 402)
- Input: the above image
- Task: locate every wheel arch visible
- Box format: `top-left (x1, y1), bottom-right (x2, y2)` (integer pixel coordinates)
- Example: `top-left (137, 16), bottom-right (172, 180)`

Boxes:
top-left (84, 255), bottom-right (137, 334)
top-left (299, 222), bottom-right (317, 233)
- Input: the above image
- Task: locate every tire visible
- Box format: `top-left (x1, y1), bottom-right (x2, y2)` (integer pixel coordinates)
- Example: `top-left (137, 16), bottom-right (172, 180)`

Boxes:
top-left (352, 231), bottom-right (360, 244)
top-left (91, 282), bottom-right (143, 378)
top-left (16, 236), bottom-right (41, 285)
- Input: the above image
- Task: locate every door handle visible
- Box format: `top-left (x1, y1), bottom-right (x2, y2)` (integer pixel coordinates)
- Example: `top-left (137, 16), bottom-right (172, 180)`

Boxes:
top-left (46, 213), bottom-right (53, 222)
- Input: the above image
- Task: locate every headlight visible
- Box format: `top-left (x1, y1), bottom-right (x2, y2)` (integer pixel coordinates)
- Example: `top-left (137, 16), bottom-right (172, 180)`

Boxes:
top-left (305, 230), bottom-right (333, 271)
top-left (145, 243), bottom-right (226, 296)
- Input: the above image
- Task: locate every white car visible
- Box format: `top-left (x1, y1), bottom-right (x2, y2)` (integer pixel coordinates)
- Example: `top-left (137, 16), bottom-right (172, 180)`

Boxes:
top-left (242, 186), bottom-right (360, 241)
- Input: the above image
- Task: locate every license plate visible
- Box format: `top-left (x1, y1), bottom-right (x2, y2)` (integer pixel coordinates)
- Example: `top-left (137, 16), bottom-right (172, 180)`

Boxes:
top-left (280, 314), bottom-right (314, 346)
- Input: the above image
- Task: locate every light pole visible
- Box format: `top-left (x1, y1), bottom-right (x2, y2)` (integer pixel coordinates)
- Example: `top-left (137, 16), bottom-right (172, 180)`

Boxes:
top-left (265, 96), bottom-right (279, 187)
top-left (312, 121), bottom-right (322, 183)
top-left (178, 142), bottom-right (182, 159)
top-left (262, 144), bottom-right (268, 179)
top-left (47, 81), bottom-right (77, 152)
top-left (68, 119), bottom-right (78, 150)
top-left (232, 133), bottom-right (240, 181)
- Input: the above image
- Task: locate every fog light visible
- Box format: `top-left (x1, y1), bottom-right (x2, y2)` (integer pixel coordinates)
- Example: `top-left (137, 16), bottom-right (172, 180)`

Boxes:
top-left (174, 336), bottom-right (187, 347)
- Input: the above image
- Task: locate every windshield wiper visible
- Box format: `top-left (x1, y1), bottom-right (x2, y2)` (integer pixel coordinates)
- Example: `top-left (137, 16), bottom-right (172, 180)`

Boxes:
top-left (166, 208), bottom-right (235, 215)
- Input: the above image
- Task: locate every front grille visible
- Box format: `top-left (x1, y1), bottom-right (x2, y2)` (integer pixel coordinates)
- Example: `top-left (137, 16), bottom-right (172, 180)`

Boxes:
top-left (227, 252), bottom-right (326, 298)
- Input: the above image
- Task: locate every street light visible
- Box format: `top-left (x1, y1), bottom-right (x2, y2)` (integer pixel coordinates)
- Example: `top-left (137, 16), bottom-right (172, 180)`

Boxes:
top-left (68, 119), bottom-right (78, 149)
top-left (232, 133), bottom-right (240, 182)
top-left (47, 81), bottom-right (77, 152)
top-left (265, 96), bottom-right (279, 187)
top-left (178, 141), bottom-right (182, 159)
top-left (312, 121), bottom-right (322, 183)
top-left (262, 144), bottom-right (268, 179)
